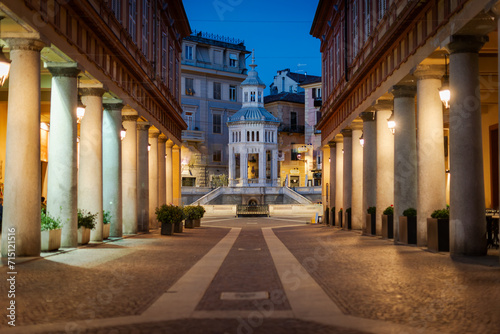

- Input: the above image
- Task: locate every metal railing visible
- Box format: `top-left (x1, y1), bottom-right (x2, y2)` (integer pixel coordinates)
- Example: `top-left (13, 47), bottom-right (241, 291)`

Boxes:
top-left (236, 204), bottom-right (270, 217)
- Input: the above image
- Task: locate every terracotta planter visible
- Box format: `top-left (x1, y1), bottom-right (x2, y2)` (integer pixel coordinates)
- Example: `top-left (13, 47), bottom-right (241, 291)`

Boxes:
top-left (103, 224), bottom-right (110, 239)
top-left (41, 229), bottom-right (62, 252)
top-left (382, 215), bottom-right (393, 239)
top-left (174, 221), bottom-right (183, 233)
top-left (194, 219), bottom-right (201, 227)
top-left (427, 218), bottom-right (449, 252)
top-left (399, 216), bottom-right (417, 244)
top-left (78, 227), bottom-right (91, 245)
top-left (161, 222), bottom-right (174, 235)
top-left (185, 219), bottom-right (195, 228)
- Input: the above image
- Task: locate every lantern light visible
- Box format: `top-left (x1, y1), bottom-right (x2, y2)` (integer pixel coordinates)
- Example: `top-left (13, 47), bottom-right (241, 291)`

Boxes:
top-left (0, 17), bottom-right (11, 87)
top-left (359, 133), bottom-right (364, 147)
top-left (76, 98), bottom-right (86, 123)
top-left (439, 54), bottom-right (450, 109)
top-left (148, 143), bottom-right (151, 152)
top-left (120, 125), bottom-right (127, 140)
top-left (387, 111), bottom-right (395, 134)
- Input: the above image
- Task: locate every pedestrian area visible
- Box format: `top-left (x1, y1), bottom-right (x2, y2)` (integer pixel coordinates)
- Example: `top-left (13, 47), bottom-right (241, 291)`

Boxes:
top-left (1, 217), bottom-right (499, 334)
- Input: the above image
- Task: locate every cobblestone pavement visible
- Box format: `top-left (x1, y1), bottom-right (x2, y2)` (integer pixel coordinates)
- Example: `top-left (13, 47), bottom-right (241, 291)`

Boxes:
top-left (1, 217), bottom-right (499, 334)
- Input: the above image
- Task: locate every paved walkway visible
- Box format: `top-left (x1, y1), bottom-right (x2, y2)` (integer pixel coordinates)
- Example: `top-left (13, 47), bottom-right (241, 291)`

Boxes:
top-left (0, 217), bottom-right (499, 333)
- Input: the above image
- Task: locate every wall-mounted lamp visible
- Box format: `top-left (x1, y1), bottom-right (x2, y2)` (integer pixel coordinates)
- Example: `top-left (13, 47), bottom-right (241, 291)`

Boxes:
top-left (40, 122), bottom-right (50, 131)
top-left (76, 76), bottom-right (86, 123)
top-left (0, 17), bottom-right (11, 87)
top-left (342, 149), bottom-right (344, 154)
top-left (120, 125), bottom-right (127, 140)
top-left (329, 157), bottom-right (331, 162)
top-left (359, 133), bottom-right (364, 147)
top-left (148, 143), bottom-right (151, 152)
top-left (439, 54), bottom-right (450, 109)
top-left (387, 111), bottom-right (395, 134)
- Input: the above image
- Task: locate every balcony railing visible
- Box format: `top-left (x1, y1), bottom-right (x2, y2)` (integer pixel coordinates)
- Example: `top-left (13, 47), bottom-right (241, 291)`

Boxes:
top-left (278, 125), bottom-right (305, 134)
top-left (182, 130), bottom-right (205, 142)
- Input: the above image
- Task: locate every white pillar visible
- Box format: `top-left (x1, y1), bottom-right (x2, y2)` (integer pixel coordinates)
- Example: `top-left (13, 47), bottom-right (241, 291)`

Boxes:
top-left (122, 113), bottom-right (139, 234)
top-left (228, 145), bottom-right (235, 186)
top-left (361, 111), bottom-right (377, 234)
top-left (335, 139), bottom-right (343, 226)
top-left (1, 38), bottom-right (44, 257)
top-left (272, 149), bottom-right (279, 186)
top-left (375, 100), bottom-right (394, 236)
top-left (413, 65), bottom-right (447, 246)
top-left (447, 35), bottom-right (487, 255)
top-left (158, 135), bottom-right (167, 206)
top-left (241, 149), bottom-right (249, 186)
top-left (259, 148), bottom-right (266, 185)
top-left (392, 85), bottom-right (417, 242)
top-left (45, 63), bottom-right (80, 248)
top-left (137, 122), bottom-right (150, 232)
top-left (341, 129), bottom-right (352, 229)
top-left (148, 130), bottom-right (159, 229)
top-left (166, 140), bottom-right (174, 204)
top-left (328, 142), bottom-right (336, 225)
top-left (351, 125), bottom-right (364, 230)
top-left (102, 100), bottom-right (124, 237)
top-left (79, 87), bottom-right (105, 242)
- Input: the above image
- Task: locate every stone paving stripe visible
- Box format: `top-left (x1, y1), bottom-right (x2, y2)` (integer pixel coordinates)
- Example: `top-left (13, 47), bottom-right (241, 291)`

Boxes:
top-left (237, 247), bottom-right (262, 251)
top-left (191, 310), bottom-right (295, 319)
top-left (141, 227), bottom-right (241, 319)
top-left (220, 291), bottom-right (269, 300)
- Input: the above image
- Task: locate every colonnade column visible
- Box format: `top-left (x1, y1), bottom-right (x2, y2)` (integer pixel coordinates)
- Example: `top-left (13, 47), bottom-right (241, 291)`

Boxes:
top-left (1, 38), bottom-right (45, 257)
top-left (122, 112), bottom-right (139, 234)
top-left (172, 145), bottom-right (182, 205)
top-left (361, 111), bottom-right (377, 234)
top-left (228, 146), bottom-right (234, 186)
top-left (392, 85), bottom-right (417, 242)
top-left (328, 142), bottom-right (336, 226)
top-left (148, 129), bottom-right (159, 229)
top-left (165, 140), bottom-right (174, 204)
top-left (259, 148), bottom-right (266, 185)
top-left (413, 65), bottom-right (447, 246)
top-left (102, 100), bottom-right (124, 237)
top-left (272, 149), bottom-right (279, 186)
top-left (137, 122), bottom-right (150, 232)
top-left (241, 149), bottom-right (249, 186)
top-left (79, 87), bottom-right (106, 242)
top-left (335, 138), bottom-right (343, 227)
top-left (447, 35), bottom-right (488, 255)
top-left (351, 124), bottom-right (364, 230)
top-left (45, 63), bottom-right (80, 248)
top-left (375, 100), bottom-right (394, 236)
top-left (157, 135), bottom-right (167, 206)
top-left (341, 129), bottom-right (352, 229)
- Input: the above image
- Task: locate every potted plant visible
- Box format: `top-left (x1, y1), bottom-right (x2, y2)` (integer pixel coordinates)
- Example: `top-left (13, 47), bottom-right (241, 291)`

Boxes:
top-left (103, 210), bottom-right (111, 239)
top-left (77, 209), bottom-right (97, 245)
top-left (156, 204), bottom-right (184, 236)
top-left (183, 206), bottom-right (198, 228)
top-left (382, 205), bottom-right (394, 239)
top-left (366, 207), bottom-right (376, 235)
top-left (40, 210), bottom-right (62, 252)
top-left (427, 206), bottom-right (450, 252)
top-left (345, 207), bottom-right (352, 230)
top-left (194, 205), bottom-right (205, 227)
top-left (399, 207), bottom-right (417, 244)
top-left (338, 208), bottom-right (343, 228)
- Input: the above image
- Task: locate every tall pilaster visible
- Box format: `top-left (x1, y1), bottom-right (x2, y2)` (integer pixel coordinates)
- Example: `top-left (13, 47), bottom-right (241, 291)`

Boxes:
top-left (272, 149), bottom-right (279, 186)
top-left (172, 145), bottom-right (182, 205)
top-left (351, 124), bottom-right (364, 230)
top-left (148, 130), bottom-right (159, 229)
top-left (335, 138), bottom-right (344, 226)
top-left (102, 100), bottom-right (124, 237)
top-left (228, 146), bottom-right (235, 186)
top-left (341, 129), bottom-right (352, 229)
top-left (413, 65), bottom-right (447, 246)
top-left (137, 122), bottom-right (150, 232)
top-left (1, 38), bottom-right (44, 257)
top-left (157, 135), bottom-right (167, 206)
top-left (447, 35), bottom-right (488, 255)
top-left (79, 87), bottom-right (106, 242)
top-left (241, 149), bottom-right (249, 186)
top-left (165, 140), bottom-right (174, 204)
top-left (45, 63), bottom-right (80, 248)
top-left (361, 111), bottom-right (376, 234)
top-left (392, 85), bottom-right (417, 242)
top-left (259, 149), bottom-right (266, 185)
top-left (375, 100), bottom-right (394, 236)
top-left (122, 113), bottom-right (139, 234)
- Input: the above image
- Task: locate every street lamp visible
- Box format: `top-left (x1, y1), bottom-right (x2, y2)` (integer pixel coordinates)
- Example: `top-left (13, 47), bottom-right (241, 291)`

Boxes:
top-left (387, 111), bottom-right (395, 134)
top-left (359, 133), bottom-right (364, 147)
top-left (439, 54), bottom-right (450, 109)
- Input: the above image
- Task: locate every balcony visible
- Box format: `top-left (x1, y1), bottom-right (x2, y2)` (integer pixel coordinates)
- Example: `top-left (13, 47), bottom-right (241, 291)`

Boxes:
top-left (182, 130), bottom-right (205, 143)
top-left (279, 124), bottom-right (305, 134)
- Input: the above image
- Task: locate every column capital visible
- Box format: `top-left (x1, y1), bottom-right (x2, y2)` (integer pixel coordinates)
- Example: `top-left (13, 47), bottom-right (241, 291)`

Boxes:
top-left (446, 35), bottom-right (488, 54)
top-left (103, 99), bottom-right (124, 111)
top-left (122, 114), bottom-right (140, 122)
top-left (391, 84), bottom-right (416, 98)
top-left (45, 62), bottom-right (80, 78)
top-left (5, 38), bottom-right (44, 52)
top-left (412, 64), bottom-right (445, 80)
top-left (340, 129), bottom-right (352, 137)
top-left (158, 134), bottom-right (168, 143)
top-left (351, 122), bottom-right (363, 130)
top-left (360, 111), bottom-right (375, 122)
top-left (328, 141), bottom-right (336, 148)
top-left (149, 130), bottom-right (160, 138)
top-left (372, 99), bottom-right (393, 111)
top-left (79, 87), bottom-right (106, 97)
top-left (137, 121), bottom-right (150, 131)
top-left (166, 139), bottom-right (175, 148)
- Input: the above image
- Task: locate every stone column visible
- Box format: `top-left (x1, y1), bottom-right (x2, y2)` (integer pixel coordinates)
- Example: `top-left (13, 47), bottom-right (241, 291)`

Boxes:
top-left (102, 100), bottom-right (124, 237)
top-left (241, 149), bottom-right (249, 186)
top-left (165, 140), bottom-right (174, 204)
top-left (259, 148), bottom-right (266, 185)
top-left (1, 38), bottom-right (44, 257)
top-left (392, 85), bottom-right (417, 242)
top-left (351, 124), bottom-right (364, 230)
top-left (45, 63), bottom-right (80, 248)
top-left (447, 35), bottom-right (488, 255)
top-left (272, 149), bottom-right (279, 186)
top-left (79, 87), bottom-right (106, 242)
top-left (361, 111), bottom-right (377, 234)
top-left (122, 113), bottom-right (139, 234)
top-left (328, 142), bottom-right (336, 221)
top-left (341, 129), bottom-right (352, 229)
top-left (158, 135), bottom-right (167, 206)
top-left (413, 65), bottom-right (447, 246)
top-left (148, 129), bottom-right (159, 229)
top-left (375, 100), bottom-right (394, 236)
top-left (335, 138), bottom-right (344, 227)
top-left (137, 122), bottom-right (150, 232)
top-left (228, 145), bottom-right (234, 186)
top-left (172, 145), bottom-right (182, 205)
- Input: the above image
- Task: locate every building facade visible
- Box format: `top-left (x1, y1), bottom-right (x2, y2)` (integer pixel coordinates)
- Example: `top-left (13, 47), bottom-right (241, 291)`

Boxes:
top-left (312, 0), bottom-right (500, 256)
top-left (269, 68), bottom-right (321, 95)
top-left (180, 31), bottom-right (249, 188)
top-left (0, 0), bottom-right (190, 257)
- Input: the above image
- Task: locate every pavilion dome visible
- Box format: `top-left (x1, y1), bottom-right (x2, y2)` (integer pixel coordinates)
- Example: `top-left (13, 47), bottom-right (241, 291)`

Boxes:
top-left (227, 106), bottom-right (279, 123)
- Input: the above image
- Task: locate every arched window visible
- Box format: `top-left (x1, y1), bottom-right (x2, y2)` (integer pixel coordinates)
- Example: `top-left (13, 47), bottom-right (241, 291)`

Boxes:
top-left (250, 91), bottom-right (255, 102)
top-left (252, 131), bottom-right (255, 141)
top-left (256, 131), bottom-right (259, 142)
top-left (239, 131), bottom-right (241, 142)
top-left (247, 131), bottom-right (250, 142)
top-left (232, 132), bottom-right (234, 142)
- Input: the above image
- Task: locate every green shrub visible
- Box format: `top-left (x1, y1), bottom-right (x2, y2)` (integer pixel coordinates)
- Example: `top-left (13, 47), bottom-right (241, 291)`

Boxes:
top-left (339, 208), bottom-right (343, 213)
top-left (431, 207), bottom-right (450, 219)
top-left (156, 204), bottom-right (184, 224)
top-left (330, 207), bottom-right (335, 214)
top-left (346, 207), bottom-right (351, 213)
top-left (103, 210), bottom-right (111, 225)
top-left (402, 208), bottom-right (417, 217)
top-left (78, 209), bottom-right (97, 230)
top-left (195, 205), bottom-right (206, 219)
top-left (183, 206), bottom-right (199, 220)
top-left (367, 206), bottom-right (376, 215)
top-left (41, 210), bottom-right (62, 231)
top-left (383, 205), bottom-right (394, 216)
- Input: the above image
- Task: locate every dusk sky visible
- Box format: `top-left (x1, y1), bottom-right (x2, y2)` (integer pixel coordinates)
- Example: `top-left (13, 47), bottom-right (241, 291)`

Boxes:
top-left (182, 0), bottom-right (322, 94)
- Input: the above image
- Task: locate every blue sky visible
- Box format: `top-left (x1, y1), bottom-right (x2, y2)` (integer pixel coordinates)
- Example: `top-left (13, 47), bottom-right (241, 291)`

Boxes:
top-left (182, 0), bottom-right (321, 95)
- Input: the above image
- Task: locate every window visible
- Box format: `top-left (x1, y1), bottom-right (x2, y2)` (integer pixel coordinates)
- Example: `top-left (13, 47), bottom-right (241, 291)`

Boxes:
top-left (128, 0), bottom-right (137, 42)
top-left (289, 85), bottom-right (293, 92)
top-left (256, 131), bottom-right (259, 142)
top-left (185, 45), bottom-right (193, 60)
top-left (213, 150), bottom-right (222, 162)
top-left (250, 91), bottom-right (255, 102)
top-left (258, 92), bottom-right (262, 102)
top-left (281, 77), bottom-right (285, 92)
top-left (229, 85), bottom-right (237, 101)
top-left (142, 0), bottom-right (149, 58)
top-left (214, 50), bottom-right (222, 64)
top-left (291, 111), bottom-right (297, 128)
top-left (169, 46), bottom-right (174, 89)
top-left (185, 78), bottom-right (194, 95)
top-left (247, 131), bottom-right (250, 141)
top-left (213, 114), bottom-right (222, 134)
top-left (252, 131), bottom-right (255, 141)
top-left (378, 0), bottom-right (387, 20)
top-left (229, 53), bottom-right (237, 67)
top-left (111, 0), bottom-right (121, 22)
top-left (312, 88), bottom-right (316, 99)
top-left (161, 32), bottom-right (167, 82)
top-left (364, 0), bottom-right (371, 40)
top-left (352, 0), bottom-right (358, 57)
top-left (244, 92), bottom-right (248, 102)
top-left (317, 88), bottom-right (321, 98)
top-left (316, 111), bottom-right (322, 125)
top-left (185, 112), bottom-right (193, 130)
top-left (213, 82), bottom-right (221, 100)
